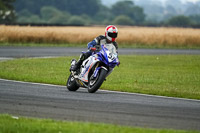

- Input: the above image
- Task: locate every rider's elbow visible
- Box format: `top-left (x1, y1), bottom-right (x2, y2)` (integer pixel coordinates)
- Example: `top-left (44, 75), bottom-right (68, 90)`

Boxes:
top-left (87, 40), bottom-right (97, 49)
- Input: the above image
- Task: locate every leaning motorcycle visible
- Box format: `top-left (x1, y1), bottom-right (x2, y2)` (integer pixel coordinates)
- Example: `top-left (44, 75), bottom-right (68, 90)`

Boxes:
top-left (66, 44), bottom-right (119, 93)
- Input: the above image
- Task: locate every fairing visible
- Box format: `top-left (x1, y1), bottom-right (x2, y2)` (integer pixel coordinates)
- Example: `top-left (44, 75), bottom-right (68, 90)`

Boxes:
top-left (78, 44), bottom-right (119, 82)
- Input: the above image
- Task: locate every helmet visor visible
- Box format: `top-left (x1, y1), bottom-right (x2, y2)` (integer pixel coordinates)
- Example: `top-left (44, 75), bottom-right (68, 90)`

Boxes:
top-left (108, 33), bottom-right (118, 38)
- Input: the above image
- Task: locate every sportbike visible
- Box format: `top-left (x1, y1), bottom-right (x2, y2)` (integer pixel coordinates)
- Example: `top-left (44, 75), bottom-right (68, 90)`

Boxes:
top-left (66, 44), bottom-right (119, 93)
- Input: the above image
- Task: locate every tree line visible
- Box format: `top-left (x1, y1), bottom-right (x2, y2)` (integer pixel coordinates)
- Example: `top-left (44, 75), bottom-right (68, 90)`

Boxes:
top-left (0, 0), bottom-right (200, 27)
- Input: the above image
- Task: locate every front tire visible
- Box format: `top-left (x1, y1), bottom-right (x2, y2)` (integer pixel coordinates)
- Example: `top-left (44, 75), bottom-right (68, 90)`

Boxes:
top-left (66, 74), bottom-right (79, 91)
top-left (88, 68), bottom-right (107, 93)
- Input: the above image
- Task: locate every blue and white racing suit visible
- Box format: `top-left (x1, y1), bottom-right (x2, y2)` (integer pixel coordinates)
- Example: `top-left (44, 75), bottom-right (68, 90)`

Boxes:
top-left (80, 35), bottom-right (118, 60)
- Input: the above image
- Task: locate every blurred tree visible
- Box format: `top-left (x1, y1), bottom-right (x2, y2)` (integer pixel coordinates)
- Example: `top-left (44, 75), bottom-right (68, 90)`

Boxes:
top-left (162, 5), bottom-right (177, 21)
top-left (165, 0), bottom-right (183, 14)
top-left (184, 5), bottom-right (200, 16)
top-left (165, 5), bottom-right (177, 15)
top-left (17, 15), bottom-right (42, 23)
top-left (167, 15), bottom-right (192, 27)
top-left (14, 0), bottom-right (54, 15)
top-left (131, 5), bottom-right (145, 24)
top-left (111, 1), bottom-right (145, 24)
top-left (49, 15), bottom-right (69, 24)
top-left (28, 15), bottom-right (42, 23)
top-left (57, 0), bottom-right (101, 16)
top-left (67, 16), bottom-right (86, 25)
top-left (94, 5), bottom-right (113, 24)
top-left (17, 16), bottom-right (29, 23)
top-left (41, 6), bottom-right (61, 21)
top-left (142, 4), bottom-right (164, 22)
top-left (80, 14), bottom-right (93, 25)
top-left (14, 0), bottom-right (101, 17)
top-left (189, 15), bottom-right (200, 24)
top-left (17, 9), bottom-right (32, 17)
top-left (113, 15), bottom-right (135, 25)
top-left (0, 0), bottom-right (16, 23)
top-left (14, 0), bottom-right (102, 25)
top-left (40, 6), bottom-right (71, 24)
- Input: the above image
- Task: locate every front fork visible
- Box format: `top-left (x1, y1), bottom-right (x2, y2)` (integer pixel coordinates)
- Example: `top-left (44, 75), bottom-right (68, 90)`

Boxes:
top-left (92, 63), bottom-right (111, 79)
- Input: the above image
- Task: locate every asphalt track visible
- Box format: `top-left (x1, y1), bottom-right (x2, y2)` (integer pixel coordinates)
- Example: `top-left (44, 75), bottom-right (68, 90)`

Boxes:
top-left (0, 47), bottom-right (200, 130)
top-left (0, 47), bottom-right (200, 58)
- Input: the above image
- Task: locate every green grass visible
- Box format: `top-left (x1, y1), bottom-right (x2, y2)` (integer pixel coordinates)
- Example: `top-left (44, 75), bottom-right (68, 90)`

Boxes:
top-left (0, 114), bottom-right (199, 133)
top-left (0, 55), bottom-right (200, 99)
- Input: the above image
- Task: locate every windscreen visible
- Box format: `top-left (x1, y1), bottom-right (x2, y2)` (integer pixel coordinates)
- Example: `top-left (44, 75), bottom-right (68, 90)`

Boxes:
top-left (104, 43), bottom-right (117, 55)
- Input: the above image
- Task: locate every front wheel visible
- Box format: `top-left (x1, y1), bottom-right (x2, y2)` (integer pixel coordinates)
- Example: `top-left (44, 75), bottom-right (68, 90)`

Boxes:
top-left (66, 74), bottom-right (79, 91)
top-left (88, 68), bottom-right (107, 93)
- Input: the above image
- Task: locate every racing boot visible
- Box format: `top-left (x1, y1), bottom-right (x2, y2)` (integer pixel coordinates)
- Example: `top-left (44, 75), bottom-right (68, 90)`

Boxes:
top-left (70, 52), bottom-right (91, 72)
top-left (70, 59), bottom-right (83, 71)
top-left (70, 53), bottom-right (86, 71)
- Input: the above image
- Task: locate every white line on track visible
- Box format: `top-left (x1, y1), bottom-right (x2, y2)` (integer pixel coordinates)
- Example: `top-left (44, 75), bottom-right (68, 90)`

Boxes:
top-left (0, 57), bottom-right (14, 61)
top-left (28, 56), bottom-right (61, 59)
top-left (0, 78), bottom-right (199, 102)
top-left (0, 56), bottom-right (59, 60)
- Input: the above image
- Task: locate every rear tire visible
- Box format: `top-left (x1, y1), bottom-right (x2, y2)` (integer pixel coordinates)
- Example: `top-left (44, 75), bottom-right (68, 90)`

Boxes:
top-left (88, 68), bottom-right (107, 93)
top-left (66, 74), bottom-right (79, 91)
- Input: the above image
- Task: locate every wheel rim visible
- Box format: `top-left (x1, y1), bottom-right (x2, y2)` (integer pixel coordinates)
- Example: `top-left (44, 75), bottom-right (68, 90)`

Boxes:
top-left (68, 76), bottom-right (74, 87)
top-left (89, 73), bottom-right (99, 87)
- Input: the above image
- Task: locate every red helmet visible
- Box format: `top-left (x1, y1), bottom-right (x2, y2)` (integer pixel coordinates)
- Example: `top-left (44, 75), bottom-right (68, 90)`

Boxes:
top-left (105, 25), bottom-right (118, 42)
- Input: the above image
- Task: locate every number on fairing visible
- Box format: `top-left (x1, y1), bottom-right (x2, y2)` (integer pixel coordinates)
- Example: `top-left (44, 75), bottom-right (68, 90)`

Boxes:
top-left (108, 53), bottom-right (115, 61)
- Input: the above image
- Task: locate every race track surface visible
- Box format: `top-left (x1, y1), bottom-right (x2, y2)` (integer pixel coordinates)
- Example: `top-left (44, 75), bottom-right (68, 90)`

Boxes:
top-left (0, 47), bottom-right (200, 58)
top-left (0, 79), bottom-right (200, 130)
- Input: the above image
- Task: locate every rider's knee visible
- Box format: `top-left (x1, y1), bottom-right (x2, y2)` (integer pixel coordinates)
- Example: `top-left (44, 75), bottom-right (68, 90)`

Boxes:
top-left (80, 52), bottom-right (91, 61)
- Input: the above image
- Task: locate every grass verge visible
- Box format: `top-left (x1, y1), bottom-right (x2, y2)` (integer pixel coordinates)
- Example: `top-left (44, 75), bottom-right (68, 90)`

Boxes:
top-left (0, 55), bottom-right (200, 99)
top-left (0, 114), bottom-right (199, 133)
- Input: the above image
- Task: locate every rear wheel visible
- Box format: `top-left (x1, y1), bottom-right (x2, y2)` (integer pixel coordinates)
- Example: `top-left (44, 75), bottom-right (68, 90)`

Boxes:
top-left (66, 74), bottom-right (79, 91)
top-left (88, 68), bottom-right (107, 93)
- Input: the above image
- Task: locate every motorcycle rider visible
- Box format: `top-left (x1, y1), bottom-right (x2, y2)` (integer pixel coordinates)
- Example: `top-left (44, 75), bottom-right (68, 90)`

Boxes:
top-left (70, 25), bottom-right (119, 71)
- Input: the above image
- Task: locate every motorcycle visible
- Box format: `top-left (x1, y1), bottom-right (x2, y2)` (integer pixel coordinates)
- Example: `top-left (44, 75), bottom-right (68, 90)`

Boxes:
top-left (66, 44), bottom-right (119, 93)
